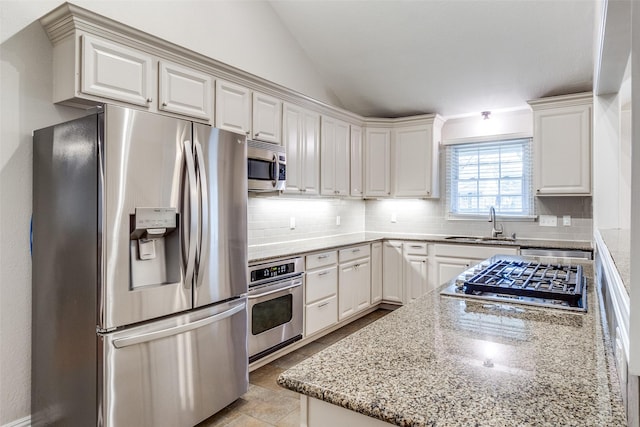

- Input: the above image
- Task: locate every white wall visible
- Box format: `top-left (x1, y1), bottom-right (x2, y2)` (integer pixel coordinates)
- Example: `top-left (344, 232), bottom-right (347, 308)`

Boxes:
top-left (0, 1), bottom-right (337, 424)
top-left (593, 57), bottom-right (632, 230)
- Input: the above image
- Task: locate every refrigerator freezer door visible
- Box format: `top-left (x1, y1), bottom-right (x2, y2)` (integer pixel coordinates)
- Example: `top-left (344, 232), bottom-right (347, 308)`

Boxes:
top-left (102, 105), bottom-right (193, 329)
top-left (192, 126), bottom-right (248, 307)
top-left (100, 298), bottom-right (248, 427)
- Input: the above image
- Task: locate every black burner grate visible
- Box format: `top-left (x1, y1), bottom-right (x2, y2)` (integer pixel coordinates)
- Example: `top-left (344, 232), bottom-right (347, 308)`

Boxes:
top-left (463, 260), bottom-right (584, 306)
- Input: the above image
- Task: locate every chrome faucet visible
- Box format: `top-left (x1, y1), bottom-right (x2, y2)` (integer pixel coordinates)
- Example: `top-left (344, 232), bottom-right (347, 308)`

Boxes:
top-left (489, 206), bottom-right (503, 238)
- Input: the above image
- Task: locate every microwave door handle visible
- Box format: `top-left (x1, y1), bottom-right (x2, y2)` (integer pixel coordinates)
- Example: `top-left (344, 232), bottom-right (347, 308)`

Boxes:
top-left (183, 140), bottom-right (198, 288)
top-left (194, 140), bottom-right (208, 288)
top-left (271, 154), bottom-right (278, 187)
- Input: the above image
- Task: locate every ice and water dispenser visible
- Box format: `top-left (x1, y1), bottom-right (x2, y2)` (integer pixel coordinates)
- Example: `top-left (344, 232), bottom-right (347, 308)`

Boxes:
top-left (130, 207), bottom-right (180, 288)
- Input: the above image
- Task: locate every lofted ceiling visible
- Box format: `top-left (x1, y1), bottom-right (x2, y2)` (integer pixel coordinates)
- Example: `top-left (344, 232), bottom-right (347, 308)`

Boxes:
top-left (268, 0), bottom-right (596, 118)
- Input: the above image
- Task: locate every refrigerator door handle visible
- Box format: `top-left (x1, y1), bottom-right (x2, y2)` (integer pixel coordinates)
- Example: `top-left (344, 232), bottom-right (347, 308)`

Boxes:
top-left (112, 302), bottom-right (245, 348)
top-left (194, 140), bottom-right (209, 288)
top-left (183, 140), bottom-right (198, 288)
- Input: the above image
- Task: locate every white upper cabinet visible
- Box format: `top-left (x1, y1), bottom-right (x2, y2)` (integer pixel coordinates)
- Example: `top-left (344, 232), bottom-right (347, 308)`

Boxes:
top-left (350, 125), bottom-right (364, 197)
top-left (252, 92), bottom-right (282, 144)
top-left (528, 93), bottom-right (592, 195)
top-left (284, 103), bottom-right (320, 194)
top-left (81, 35), bottom-right (154, 107)
top-left (215, 80), bottom-right (251, 135)
top-left (321, 116), bottom-right (350, 196)
top-left (364, 127), bottom-right (392, 197)
top-left (393, 117), bottom-right (442, 198)
top-left (158, 61), bottom-right (212, 120)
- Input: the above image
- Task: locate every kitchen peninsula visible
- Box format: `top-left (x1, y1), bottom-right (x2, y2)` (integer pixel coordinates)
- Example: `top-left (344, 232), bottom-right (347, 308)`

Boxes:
top-left (277, 258), bottom-right (626, 427)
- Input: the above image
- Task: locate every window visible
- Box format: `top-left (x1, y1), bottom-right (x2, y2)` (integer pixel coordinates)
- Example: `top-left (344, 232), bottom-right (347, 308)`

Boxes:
top-left (446, 138), bottom-right (533, 217)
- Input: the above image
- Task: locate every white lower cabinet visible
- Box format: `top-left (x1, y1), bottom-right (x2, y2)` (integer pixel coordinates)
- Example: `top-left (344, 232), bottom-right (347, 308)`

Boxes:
top-left (370, 242), bottom-right (383, 304)
top-left (432, 244), bottom-right (519, 286)
top-left (306, 296), bottom-right (338, 337)
top-left (305, 251), bottom-right (338, 337)
top-left (382, 241), bottom-right (403, 304)
top-left (338, 245), bottom-right (371, 321)
top-left (403, 242), bottom-right (429, 303)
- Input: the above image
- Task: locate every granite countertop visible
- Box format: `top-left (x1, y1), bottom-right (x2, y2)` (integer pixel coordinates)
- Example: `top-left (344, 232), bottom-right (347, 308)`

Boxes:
top-left (277, 257), bottom-right (625, 427)
top-left (598, 228), bottom-right (630, 296)
top-left (249, 232), bottom-right (593, 264)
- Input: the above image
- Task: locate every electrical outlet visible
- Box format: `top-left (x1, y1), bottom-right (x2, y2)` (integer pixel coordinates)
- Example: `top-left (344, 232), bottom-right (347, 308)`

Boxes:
top-left (391, 212), bottom-right (397, 223)
top-left (562, 215), bottom-right (571, 226)
top-left (539, 215), bottom-right (557, 227)
top-left (289, 217), bottom-right (296, 229)
top-left (336, 215), bottom-right (341, 226)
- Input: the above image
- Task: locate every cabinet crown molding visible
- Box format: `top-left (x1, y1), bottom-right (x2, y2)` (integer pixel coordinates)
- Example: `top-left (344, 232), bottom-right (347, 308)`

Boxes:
top-left (527, 92), bottom-right (593, 110)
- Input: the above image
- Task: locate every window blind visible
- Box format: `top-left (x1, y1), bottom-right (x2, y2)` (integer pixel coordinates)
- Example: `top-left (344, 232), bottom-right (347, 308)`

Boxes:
top-left (446, 138), bottom-right (534, 217)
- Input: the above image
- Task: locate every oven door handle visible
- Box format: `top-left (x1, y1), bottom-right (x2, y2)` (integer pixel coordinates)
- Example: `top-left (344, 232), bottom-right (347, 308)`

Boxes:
top-left (248, 280), bottom-right (302, 300)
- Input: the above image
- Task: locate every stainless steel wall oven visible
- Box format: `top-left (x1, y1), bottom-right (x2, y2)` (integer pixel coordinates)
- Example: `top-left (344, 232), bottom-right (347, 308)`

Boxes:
top-left (248, 258), bottom-right (304, 362)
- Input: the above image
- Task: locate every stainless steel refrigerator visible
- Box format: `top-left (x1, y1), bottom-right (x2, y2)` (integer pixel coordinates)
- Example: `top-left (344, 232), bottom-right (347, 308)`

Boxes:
top-left (31, 105), bottom-right (248, 426)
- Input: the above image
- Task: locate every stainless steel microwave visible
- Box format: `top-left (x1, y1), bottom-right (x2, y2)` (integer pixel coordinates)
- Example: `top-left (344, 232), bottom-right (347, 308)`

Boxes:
top-left (247, 139), bottom-right (286, 192)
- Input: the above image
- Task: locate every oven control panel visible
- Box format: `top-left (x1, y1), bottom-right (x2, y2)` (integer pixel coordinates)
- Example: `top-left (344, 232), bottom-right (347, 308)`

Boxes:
top-left (249, 257), bottom-right (304, 285)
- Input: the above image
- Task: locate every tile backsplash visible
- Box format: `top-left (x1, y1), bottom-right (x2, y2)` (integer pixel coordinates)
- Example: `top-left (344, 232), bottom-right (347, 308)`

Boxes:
top-left (247, 194), bottom-right (592, 247)
top-left (365, 197), bottom-right (592, 241)
top-left (248, 195), bottom-right (365, 246)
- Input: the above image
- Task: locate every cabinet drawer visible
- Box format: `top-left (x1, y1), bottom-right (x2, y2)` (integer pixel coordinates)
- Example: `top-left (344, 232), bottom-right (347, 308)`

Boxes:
top-left (306, 266), bottom-right (338, 304)
top-left (339, 244), bottom-right (370, 263)
top-left (306, 251), bottom-right (337, 269)
top-left (403, 242), bottom-right (428, 256)
top-left (305, 296), bottom-right (338, 336)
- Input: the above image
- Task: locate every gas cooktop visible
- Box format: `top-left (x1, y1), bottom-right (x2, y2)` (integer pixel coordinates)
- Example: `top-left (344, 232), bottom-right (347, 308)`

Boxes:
top-left (440, 258), bottom-right (587, 312)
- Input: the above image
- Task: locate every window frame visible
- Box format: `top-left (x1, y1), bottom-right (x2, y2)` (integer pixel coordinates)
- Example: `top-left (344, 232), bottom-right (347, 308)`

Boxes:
top-left (445, 138), bottom-right (535, 220)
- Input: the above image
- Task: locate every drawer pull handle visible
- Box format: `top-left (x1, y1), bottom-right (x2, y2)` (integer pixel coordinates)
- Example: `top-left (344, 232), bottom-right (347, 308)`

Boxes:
top-left (317, 255), bottom-right (329, 259)
top-left (318, 302), bottom-right (330, 308)
top-left (411, 245), bottom-right (423, 249)
top-left (352, 249), bottom-right (360, 253)
top-left (318, 271), bottom-right (330, 277)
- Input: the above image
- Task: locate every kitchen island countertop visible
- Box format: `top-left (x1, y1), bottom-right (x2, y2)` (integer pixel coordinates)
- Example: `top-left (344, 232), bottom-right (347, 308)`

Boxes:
top-left (277, 258), bottom-right (626, 426)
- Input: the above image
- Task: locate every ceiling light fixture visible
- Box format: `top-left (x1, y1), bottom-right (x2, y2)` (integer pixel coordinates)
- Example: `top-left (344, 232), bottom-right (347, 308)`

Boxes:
top-left (481, 111), bottom-right (491, 120)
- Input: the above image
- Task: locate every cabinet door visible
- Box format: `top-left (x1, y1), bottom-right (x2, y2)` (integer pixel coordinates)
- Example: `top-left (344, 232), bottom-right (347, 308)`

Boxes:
top-left (533, 104), bottom-right (591, 195)
top-left (81, 35), bottom-right (153, 107)
top-left (354, 259), bottom-right (371, 312)
top-left (404, 255), bottom-right (428, 303)
top-left (158, 61), bottom-right (212, 120)
top-left (371, 242), bottom-right (383, 304)
top-left (334, 120), bottom-right (350, 196)
top-left (435, 258), bottom-right (470, 288)
top-left (394, 125), bottom-right (433, 197)
top-left (364, 128), bottom-right (391, 197)
top-left (350, 125), bottom-right (364, 197)
top-left (283, 104), bottom-right (303, 192)
top-left (284, 104), bottom-right (320, 195)
top-left (302, 109), bottom-right (321, 194)
top-left (252, 92), bottom-right (282, 144)
top-left (382, 241), bottom-right (403, 303)
top-left (320, 117), bottom-right (338, 195)
top-left (338, 261), bottom-right (358, 320)
top-left (215, 80), bottom-right (251, 135)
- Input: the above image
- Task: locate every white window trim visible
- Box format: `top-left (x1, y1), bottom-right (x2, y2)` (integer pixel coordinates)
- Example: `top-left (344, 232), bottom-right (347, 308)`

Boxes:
top-left (446, 137), bottom-right (535, 220)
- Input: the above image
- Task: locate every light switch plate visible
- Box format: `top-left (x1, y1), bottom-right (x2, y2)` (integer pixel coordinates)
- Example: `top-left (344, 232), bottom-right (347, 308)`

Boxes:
top-left (562, 215), bottom-right (571, 226)
top-left (336, 215), bottom-right (341, 226)
top-left (289, 217), bottom-right (296, 229)
top-left (539, 215), bottom-right (557, 227)
top-left (391, 212), bottom-right (397, 223)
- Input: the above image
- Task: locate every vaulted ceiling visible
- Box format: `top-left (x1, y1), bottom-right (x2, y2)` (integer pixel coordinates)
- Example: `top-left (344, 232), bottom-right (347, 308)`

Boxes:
top-left (268, 0), bottom-right (596, 118)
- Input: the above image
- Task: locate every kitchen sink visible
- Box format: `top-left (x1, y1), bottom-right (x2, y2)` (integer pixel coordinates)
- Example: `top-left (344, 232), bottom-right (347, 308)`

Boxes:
top-left (444, 236), bottom-right (516, 244)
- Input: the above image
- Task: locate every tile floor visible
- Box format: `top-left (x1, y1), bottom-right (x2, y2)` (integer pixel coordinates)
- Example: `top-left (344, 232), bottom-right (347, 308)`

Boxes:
top-left (196, 308), bottom-right (392, 427)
